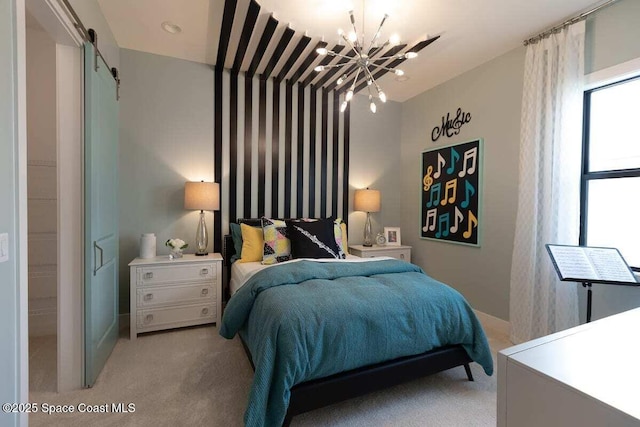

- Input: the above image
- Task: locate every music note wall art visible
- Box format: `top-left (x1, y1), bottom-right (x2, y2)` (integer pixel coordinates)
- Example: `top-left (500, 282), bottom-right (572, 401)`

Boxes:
top-left (421, 139), bottom-right (482, 246)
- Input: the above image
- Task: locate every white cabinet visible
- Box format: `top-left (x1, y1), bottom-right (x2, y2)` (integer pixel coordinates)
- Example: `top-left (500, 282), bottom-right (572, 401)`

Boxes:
top-left (349, 244), bottom-right (411, 262)
top-left (498, 308), bottom-right (640, 427)
top-left (129, 254), bottom-right (222, 340)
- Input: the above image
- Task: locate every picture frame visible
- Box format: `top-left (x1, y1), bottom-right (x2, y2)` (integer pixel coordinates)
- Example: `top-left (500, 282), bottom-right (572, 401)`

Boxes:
top-left (384, 227), bottom-right (401, 246)
top-left (420, 139), bottom-right (483, 247)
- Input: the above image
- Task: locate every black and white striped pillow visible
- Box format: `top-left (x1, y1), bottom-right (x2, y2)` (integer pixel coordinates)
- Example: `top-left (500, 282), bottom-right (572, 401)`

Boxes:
top-left (286, 218), bottom-right (345, 259)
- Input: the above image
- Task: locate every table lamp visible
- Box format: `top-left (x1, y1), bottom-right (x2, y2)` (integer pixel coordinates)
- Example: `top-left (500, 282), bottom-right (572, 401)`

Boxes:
top-left (184, 181), bottom-right (219, 256)
top-left (354, 188), bottom-right (381, 247)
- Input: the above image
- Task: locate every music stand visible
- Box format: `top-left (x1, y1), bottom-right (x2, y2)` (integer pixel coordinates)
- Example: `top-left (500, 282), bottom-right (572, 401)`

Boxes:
top-left (546, 244), bottom-right (639, 323)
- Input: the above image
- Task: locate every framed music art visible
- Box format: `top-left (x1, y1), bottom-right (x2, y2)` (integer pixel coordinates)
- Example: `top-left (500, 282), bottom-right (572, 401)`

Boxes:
top-left (420, 139), bottom-right (483, 247)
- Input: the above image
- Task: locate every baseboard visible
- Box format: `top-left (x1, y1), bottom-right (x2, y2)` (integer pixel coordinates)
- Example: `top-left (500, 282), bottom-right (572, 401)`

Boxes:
top-left (474, 309), bottom-right (510, 337)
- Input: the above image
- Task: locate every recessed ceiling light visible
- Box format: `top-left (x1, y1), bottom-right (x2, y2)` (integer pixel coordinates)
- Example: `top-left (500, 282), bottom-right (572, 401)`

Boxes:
top-left (161, 21), bottom-right (182, 34)
top-left (395, 75), bottom-right (410, 82)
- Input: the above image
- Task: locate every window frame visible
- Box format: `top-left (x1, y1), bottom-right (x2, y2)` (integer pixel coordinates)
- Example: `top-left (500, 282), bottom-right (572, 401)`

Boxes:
top-left (580, 74), bottom-right (640, 271)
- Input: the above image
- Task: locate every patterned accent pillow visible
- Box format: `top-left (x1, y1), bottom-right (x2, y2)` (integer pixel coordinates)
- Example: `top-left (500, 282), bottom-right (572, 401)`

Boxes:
top-left (287, 218), bottom-right (345, 259)
top-left (261, 218), bottom-right (292, 265)
top-left (333, 218), bottom-right (348, 256)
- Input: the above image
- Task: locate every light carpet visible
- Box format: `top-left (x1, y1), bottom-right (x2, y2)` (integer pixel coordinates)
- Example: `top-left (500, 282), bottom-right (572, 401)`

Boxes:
top-left (29, 325), bottom-right (511, 426)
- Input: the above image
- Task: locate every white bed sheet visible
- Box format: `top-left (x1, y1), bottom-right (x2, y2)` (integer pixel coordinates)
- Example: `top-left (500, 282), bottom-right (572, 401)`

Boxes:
top-left (229, 255), bottom-right (391, 295)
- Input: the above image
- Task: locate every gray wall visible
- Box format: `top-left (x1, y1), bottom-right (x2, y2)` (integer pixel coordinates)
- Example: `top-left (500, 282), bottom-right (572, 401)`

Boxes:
top-left (400, 47), bottom-right (524, 321)
top-left (348, 94), bottom-right (403, 244)
top-left (399, 0), bottom-right (640, 322)
top-left (118, 49), bottom-right (215, 311)
top-left (0, 0), bottom-right (25, 425)
top-left (585, 0), bottom-right (640, 74)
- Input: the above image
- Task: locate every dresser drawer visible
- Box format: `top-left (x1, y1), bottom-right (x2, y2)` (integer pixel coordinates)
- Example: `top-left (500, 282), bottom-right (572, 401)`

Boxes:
top-left (136, 283), bottom-right (215, 308)
top-left (137, 303), bottom-right (215, 329)
top-left (137, 263), bottom-right (215, 286)
top-left (359, 249), bottom-right (411, 261)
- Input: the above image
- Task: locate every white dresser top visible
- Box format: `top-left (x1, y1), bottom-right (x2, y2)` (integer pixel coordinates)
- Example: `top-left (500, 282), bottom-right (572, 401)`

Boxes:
top-left (129, 253), bottom-right (222, 267)
top-left (502, 308), bottom-right (640, 420)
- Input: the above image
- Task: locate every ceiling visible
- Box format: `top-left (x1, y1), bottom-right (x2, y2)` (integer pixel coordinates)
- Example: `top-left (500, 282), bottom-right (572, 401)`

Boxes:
top-left (97, 0), bottom-right (605, 102)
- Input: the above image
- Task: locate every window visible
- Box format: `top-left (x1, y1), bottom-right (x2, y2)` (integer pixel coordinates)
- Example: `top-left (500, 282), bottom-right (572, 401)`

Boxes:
top-left (581, 75), bottom-right (640, 270)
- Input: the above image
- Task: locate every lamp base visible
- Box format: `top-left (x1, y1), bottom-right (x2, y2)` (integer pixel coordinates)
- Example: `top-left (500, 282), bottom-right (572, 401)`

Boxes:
top-left (363, 212), bottom-right (374, 247)
top-left (195, 252), bottom-right (208, 256)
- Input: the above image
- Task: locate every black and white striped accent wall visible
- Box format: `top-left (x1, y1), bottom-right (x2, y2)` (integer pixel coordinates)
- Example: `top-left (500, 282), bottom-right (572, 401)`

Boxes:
top-left (210, 0), bottom-right (438, 252)
top-left (213, 71), bottom-right (351, 249)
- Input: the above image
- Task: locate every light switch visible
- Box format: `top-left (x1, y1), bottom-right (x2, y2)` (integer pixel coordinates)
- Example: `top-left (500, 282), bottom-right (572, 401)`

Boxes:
top-left (0, 233), bottom-right (8, 263)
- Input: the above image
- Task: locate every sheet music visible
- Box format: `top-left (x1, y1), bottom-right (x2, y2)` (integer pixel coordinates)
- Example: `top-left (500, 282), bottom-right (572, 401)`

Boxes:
top-left (547, 245), bottom-right (638, 284)
top-left (585, 247), bottom-right (637, 283)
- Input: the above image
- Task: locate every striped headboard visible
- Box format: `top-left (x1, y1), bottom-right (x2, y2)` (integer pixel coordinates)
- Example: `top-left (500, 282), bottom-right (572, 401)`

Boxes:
top-left (213, 69), bottom-right (350, 253)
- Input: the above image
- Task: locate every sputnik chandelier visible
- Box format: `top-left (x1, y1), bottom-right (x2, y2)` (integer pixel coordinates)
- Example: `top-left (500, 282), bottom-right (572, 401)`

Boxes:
top-left (313, 9), bottom-right (418, 113)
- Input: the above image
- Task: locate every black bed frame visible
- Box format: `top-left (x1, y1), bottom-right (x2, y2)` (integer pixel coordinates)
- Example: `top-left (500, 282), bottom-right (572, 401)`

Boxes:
top-left (222, 234), bottom-right (474, 426)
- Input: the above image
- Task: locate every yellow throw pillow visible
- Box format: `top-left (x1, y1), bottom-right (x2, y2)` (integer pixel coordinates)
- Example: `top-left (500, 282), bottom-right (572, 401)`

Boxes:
top-left (340, 222), bottom-right (349, 254)
top-left (239, 223), bottom-right (264, 263)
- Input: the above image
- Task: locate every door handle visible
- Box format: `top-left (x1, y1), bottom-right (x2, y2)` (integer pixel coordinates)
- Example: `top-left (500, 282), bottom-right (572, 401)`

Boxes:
top-left (93, 241), bottom-right (104, 276)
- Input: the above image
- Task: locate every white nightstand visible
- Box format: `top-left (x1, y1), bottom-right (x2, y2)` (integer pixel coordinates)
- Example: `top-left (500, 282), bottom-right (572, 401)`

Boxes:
top-left (349, 245), bottom-right (412, 262)
top-left (128, 253), bottom-right (223, 340)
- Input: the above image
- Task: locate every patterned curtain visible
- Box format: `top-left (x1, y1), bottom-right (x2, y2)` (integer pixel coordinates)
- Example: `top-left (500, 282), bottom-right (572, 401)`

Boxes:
top-left (509, 21), bottom-right (585, 343)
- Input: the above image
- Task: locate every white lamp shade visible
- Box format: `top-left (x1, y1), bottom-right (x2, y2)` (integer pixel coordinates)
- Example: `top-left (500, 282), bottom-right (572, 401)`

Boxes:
top-left (354, 189), bottom-right (381, 213)
top-left (184, 181), bottom-right (219, 211)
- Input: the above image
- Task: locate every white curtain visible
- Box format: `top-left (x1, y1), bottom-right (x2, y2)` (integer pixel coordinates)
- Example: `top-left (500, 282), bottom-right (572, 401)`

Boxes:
top-left (509, 21), bottom-right (586, 344)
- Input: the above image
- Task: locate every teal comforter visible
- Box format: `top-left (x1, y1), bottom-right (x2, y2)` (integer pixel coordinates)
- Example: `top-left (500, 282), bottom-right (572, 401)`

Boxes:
top-left (220, 259), bottom-right (493, 427)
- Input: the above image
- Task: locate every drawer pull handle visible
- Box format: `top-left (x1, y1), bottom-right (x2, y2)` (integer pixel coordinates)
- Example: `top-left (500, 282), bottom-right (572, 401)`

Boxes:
top-left (201, 268), bottom-right (209, 275)
top-left (400, 254), bottom-right (405, 260)
top-left (201, 308), bottom-right (209, 316)
top-left (144, 272), bottom-right (154, 279)
top-left (145, 314), bottom-right (154, 323)
top-left (144, 293), bottom-right (153, 301)
top-left (201, 288), bottom-right (209, 296)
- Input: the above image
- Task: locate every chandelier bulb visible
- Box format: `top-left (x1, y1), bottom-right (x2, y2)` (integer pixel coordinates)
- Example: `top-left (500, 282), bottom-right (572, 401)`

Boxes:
top-left (367, 79), bottom-right (372, 86)
top-left (394, 69), bottom-right (405, 76)
top-left (370, 101), bottom-right (377, 113)
top-left (405, 51), bottom-right (418, 59)
top-left (314, 65), bottom-right (325, 72)
top-left (340, 100), bottom-right (348, 112)
top-left (336, 75), bottom-right (346, 85)
top-left (379, 91), bottom-right (387, 103)
top-left (337, 28), bottom-right (344, 36)
top-left (389, 34), bottom-right (400, 45)
top-left (346, 90), bottom-right (354, 101)
top-left (316, 47), bottom-right (328, 55)
top-left (348, 31), bottom-right (357, 43)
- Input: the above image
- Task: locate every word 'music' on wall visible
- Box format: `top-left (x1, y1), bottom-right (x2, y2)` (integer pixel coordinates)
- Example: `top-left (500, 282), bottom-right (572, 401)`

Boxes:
top-left (431, 108), bottom-right (472, 142)
top-left (421, 139), bottom-right (482, 246)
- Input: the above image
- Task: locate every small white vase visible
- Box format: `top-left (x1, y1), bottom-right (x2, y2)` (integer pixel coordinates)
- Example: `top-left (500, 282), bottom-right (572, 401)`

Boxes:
top-left (169, 248), bottom-right (183, 260)
top-left (140, 233), bottom-right (156, 259)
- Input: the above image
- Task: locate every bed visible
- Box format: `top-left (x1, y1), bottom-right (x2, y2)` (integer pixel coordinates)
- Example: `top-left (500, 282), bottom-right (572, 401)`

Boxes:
top-left (220, 222), bottom-right (493, 427)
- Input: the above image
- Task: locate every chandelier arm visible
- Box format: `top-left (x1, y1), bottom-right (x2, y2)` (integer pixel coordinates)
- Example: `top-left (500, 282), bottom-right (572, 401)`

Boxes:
top-left (320, 63), bottom-right (351, 70)
top-left (333, 65), bottom-right (361, 87)
top-left (372, 55), bottom-right (404, 62)
top-left (364, 67), bottom-right (378, 86)
top-left (367, 44), bottom-right (386, 59)
top-left (367, 79), bottom-right (376, 96)
top-left (330, 52), bottom-right (359, 60)
top-left (366, 14), bottom-right (388, 53)
top-left (350, 67), bottom-right (362, 91)
top-left (348, 10), bottom-right (360, 50)
top-left (341, 33), bottom-right (362, 58)
top-left (368, 63), bottom-right (399, 73)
